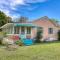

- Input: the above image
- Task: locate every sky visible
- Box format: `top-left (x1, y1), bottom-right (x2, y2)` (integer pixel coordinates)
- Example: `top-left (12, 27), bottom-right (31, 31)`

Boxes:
top-left (0, 0), bottom-right (60, 21)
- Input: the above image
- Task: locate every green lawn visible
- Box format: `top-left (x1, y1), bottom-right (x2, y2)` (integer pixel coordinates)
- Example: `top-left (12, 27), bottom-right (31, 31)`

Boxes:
top-left (0, 42), bottom-right (60, 60)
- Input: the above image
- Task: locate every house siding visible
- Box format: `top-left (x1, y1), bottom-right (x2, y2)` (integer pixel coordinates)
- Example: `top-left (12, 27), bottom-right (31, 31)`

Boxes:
top-left (32, 19), bottom-right (58, 41)
top-left (31, 27), bottom-right (37, 39)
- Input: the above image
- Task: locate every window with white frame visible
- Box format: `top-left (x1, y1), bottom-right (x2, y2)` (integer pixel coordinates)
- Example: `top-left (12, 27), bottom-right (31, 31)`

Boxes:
top-left (14, 27), bottom-right (20, 34)
top-left (27, 27), bottom-right (31, 34)
top-left (21, 27), bottom-right (25, 34)
top-left (48, 28), bottom-right (53, 34)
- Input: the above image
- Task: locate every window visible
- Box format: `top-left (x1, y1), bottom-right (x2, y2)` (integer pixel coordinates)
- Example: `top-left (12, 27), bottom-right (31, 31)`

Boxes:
top-left (48, 28), bottom-right (53, 34)
top-left (14, 27), bottom-right (20, 34)
top-left (27, 27), bottom-right (31, 34)
top-left (21, 27), bottom-right (25, 34)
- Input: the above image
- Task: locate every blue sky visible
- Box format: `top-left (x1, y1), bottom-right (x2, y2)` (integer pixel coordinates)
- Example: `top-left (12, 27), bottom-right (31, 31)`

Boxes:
top-left (0, 0), bottom-right (60, 21)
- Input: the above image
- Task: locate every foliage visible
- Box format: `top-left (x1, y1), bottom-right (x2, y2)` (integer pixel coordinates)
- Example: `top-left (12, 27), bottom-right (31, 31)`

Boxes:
top-left (57, 30), bottom-right (60, 40)
top-left (0, 32), bottom-right (8, 45)
top-left (15, 40), bottom-right (23, 46)
top-left (0, 11), bottom-right (12, 27)
top-left (0, 32), bottom-right (7, 37)
top-left (6, 16), bottom-right (13, 23)
top-left (0, 32), bottom-right (3, 45)
top-left (0, 32), bottom-right (4, 45)
top-left (0, 39), bottom-right (2, 45)
top-left (3, 32), bottom-right (7, 37)
top-left (50, 18), bottom-right (59, 23)
top-left (35, 30), bottom-right (42, 43)
top-left (17, 16), bottom-right (28, 23)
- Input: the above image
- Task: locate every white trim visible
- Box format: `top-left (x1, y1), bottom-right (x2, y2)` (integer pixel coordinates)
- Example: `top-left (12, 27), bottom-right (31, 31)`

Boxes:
top-left (25, 27), bottom-right (27, 38)
top-left (7, 34), bottom-right (19, 36)
top-left (19, 27), bottom-right (21, 34)
top-left (13, 25), bottom-right (14, 34)
top-left (31, 27), bottom-right (32, 38)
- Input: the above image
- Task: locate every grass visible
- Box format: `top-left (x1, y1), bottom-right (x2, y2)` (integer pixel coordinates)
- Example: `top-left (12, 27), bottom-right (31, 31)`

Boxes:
top-left (0, 42), bottom-right (60, 60)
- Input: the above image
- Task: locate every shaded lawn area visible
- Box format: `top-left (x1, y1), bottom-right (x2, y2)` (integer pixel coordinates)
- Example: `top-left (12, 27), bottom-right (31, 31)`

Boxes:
top-left (0, 42), bottom-right (60, 60)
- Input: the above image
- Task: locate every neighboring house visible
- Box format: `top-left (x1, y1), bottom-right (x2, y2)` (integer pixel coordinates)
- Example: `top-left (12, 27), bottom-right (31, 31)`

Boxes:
top-left (0, 16), bottom-right (60, 41)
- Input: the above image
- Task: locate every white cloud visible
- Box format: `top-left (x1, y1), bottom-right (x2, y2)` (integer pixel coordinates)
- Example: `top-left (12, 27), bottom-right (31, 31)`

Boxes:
top-left (0, 0), bottom-right (48, 18)
top-left (25, 0), bottom-right (47, 3)
top-left (12, 14), bottom-right (21, 18)
top-left (9, 0), bottom-right (47, 7)
top-left (0, 8), bottom-right (10, 16)
top-left (0, 0), bottom-right (47, 8)
top-left (10, 0), bottom-right (25, 7)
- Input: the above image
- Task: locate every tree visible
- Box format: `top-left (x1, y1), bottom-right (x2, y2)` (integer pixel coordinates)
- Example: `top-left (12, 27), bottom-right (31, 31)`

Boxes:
top-left (0, 11), bottom-right (12, 27)
top-left (50, 18), bottom-right (59, 23)
top-left (6, 16), bottom-right (13, 23)
top-left (17, 16), bottom-right (28, 23)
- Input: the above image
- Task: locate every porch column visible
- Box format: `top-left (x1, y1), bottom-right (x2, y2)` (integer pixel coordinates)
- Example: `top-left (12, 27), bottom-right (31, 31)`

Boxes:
top-left (31, 28), bottom-right (32, 39)
top-left (13, 26), bottom-right (14, 34)
top-left (19, 27), bottom-right (21, 34)
top-left (25, 27), bottom-right (27, 38)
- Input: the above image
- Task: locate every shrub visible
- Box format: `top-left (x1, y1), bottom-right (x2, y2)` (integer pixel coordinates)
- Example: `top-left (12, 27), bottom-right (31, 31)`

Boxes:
top-left (15, 40), bottom-right (23, 46)
top-left (0, 32), bottom-right (4, 38)
top-left (0, 32), bottom-right (6, 45)
top-left (57, 30), bottom-right (60, 40)
top-left (35, 30), bottom-right (42, 43)
top-left (3, 32), bottom-right (7, 37)
top-left (0, 32), bottom-right (7, 38)
top-left (0, 40), bottom-right (2, 45)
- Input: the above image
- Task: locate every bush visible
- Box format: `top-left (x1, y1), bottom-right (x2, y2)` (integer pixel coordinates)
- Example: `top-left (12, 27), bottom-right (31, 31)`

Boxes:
top-left (0, 32), bottom-right (4, 38)
top-left (0, 40), bottom-right (2, 45)
top-left (57, 30), bottom-right (60, 40)
top-left (15, 40), bottom-right (23, 46)
top-left (35, 30), bottom-right (42, 43)
top-left (0, 32), bottom-right (7, 45)
top-left (0, 32), bottom-right (7, 38)
top-left (3, 32), bottom-right (7, 37)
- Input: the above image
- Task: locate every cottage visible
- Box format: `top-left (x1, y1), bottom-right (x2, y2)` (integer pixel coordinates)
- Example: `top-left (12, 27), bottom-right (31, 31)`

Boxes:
top-left (0, 16), bottom-right (60, 41)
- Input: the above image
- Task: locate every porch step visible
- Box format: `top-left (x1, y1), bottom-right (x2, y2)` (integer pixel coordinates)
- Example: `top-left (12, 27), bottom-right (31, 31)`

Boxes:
top-left (23, 39), bottom-right (33, 46)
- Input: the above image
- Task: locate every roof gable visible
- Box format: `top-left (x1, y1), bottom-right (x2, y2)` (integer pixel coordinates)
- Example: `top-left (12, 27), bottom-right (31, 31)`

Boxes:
top-left (32, 16), bottom-right (59, 27)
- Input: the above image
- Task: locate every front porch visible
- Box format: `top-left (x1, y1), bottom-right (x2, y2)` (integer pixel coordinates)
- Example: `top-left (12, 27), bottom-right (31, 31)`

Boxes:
top-left (1, 23), bottom-right (37, 39)
top-left (12, 26), bottom-right (32, 39)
